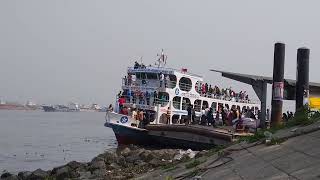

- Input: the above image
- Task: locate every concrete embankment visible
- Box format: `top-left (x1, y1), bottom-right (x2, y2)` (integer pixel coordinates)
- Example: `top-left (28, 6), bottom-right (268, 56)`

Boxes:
top-left (136, 120), bottom-right (320, 180)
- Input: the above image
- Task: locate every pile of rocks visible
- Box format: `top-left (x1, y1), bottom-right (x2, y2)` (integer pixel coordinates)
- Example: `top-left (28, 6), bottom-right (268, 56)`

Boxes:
top-left (1, 146), bottom-right (199, 180)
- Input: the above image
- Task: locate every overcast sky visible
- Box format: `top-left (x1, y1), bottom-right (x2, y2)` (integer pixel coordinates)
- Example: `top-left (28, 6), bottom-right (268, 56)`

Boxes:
top-left (1, 0), bottom-right (320, 107)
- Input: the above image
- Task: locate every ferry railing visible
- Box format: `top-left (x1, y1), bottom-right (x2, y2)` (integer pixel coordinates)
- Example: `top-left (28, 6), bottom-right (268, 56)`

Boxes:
top-left (118, 95), bottom-right (169, 108)
top-left (178, 82), bottom-right (192, 92)
top-left (122, 78), bottom-right (177, 90)
top-left (198, 92), bottom-right (257, 104)
top-left (153, 98), bottom-right (170, 107)
top-left (127, 66), bottom-right (203, 78)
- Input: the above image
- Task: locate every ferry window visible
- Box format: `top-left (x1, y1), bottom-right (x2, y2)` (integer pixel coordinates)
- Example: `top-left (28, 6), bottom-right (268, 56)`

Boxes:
top-left (182, 98), bottom-right (191, 110)
top-left (194, 100), bottom-right (202, 112)
top-left (179, 77), bottom-right (192, 92)
top-left (141, 73), bottom-right (146, 79)
top-left (136, 73), bottom-right (141, 79)
top-left (136, 73), bottom-right (146, 80)
top-left (157, 92), bottom-right (169, 107)
top-left (146, 73), bottom-right (158, 80)
top-left (211, 102), bottom-right (217, 112)
top-left (168, 75), bottom-right (177, 89)
top-left (173, 96), bottom-right (181, 109)
top-left (172, 115), bottom-right (180, 124)
top-left (202, 101), bottom-right (209, 110)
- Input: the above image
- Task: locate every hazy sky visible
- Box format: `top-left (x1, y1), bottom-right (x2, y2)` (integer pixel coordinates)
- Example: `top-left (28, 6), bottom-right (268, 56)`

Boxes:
top-left (1, 0), bottom-right (320, 107)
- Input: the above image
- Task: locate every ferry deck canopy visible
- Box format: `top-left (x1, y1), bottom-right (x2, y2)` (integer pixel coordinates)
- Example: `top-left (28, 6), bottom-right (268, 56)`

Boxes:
top-left (211, 69), bottom-right (320, 126)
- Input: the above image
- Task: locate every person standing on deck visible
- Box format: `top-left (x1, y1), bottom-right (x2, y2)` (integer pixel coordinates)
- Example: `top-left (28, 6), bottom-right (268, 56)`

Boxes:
top-left (153, 91), bottom-right (158, 105)
top-left (107, 104), bottom-right (114, 113)
top-left (191, 105), bottom-right (196, 124)
top-left (167, 107), bottom-right (171, 124)
top-left (159, 73), bottom-right (164, 88)
top-left (186, 104), bottom-right (192, 125)
top-left (146, 91), bottom-right (150, 105)
top-left (207, 107), bottom-right (215, 127)
top-left (118, 96), bottom-right (125, 112)
top-left (205, 83), bottom-right (209, 96)
top-left (132, 108), bottom-right (138, 126)
top-left (165, 75), bottom-right (170, 88)
top-left (202, 84), bottom-right (206, 96)
top-left (138, 109), bottom-right (144, 128)
top-left (200, 107), bottom-right (206, 125)
top-left (128, 74), bottom-right (132, 86)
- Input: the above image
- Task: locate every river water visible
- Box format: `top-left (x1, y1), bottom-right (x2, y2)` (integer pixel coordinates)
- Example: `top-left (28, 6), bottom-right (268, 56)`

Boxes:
top-left (0, 110), bottom-right (116, 173)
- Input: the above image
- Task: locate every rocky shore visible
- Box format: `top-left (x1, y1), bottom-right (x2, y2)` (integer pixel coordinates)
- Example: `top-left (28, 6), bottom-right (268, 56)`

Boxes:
top-left (0, 145), bottom-right (201, 180)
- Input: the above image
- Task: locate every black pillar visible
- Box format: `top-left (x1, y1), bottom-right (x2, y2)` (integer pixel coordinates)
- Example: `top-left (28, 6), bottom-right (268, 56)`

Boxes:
top-left (261, 81), bottom-right (267, 128)
top-left (252, 80), bottom-right (267, 128)
top-left (271, 43), bottom-right (285, 127)
top-left (296, 48), bottom-right (310, 111)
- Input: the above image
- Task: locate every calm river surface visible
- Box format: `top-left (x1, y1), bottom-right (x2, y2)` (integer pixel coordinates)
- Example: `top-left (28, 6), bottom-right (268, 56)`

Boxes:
top-left (0, 110), bottom-right (116, 173)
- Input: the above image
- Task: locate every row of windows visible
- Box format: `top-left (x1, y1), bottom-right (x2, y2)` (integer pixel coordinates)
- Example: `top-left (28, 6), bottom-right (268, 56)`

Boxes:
top-left (172, 97), bottom-right (260, 113)
top-left (134, 73), bottom-right (193, 91)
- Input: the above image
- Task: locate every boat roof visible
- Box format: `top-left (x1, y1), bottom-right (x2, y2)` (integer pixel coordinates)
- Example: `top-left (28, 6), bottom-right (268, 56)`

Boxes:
top-left (127, 66), bottom-right (203, 78)
top-left (210, 69), bottom-right (320, 89)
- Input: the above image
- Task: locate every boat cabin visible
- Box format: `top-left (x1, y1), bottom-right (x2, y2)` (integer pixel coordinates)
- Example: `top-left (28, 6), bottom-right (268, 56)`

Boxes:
top-left (118, 65), bottom-right (261, 125)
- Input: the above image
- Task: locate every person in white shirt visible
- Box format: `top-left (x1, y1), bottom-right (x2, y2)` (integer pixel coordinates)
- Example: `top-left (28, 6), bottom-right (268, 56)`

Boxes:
top-left (131, 109), bottom-right (138, 126)
top-left (160, 73), bottom-right (165, 87)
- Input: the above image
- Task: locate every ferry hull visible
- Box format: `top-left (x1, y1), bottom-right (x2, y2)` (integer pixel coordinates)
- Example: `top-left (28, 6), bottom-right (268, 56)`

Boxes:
top-left (105, 112), bottom-right (234, 150)
top-left (105, 112), bottom-right (152, 146)
top-left (146, 125), bottom-right (233, 150)
top-left (105, 122), bottom-right (152, 145)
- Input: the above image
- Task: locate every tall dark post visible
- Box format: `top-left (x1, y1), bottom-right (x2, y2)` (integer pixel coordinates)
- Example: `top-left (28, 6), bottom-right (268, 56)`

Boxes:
top-left (271, 43), bottom-right (285, 127)
top-left (296, 48), bottom-right (310, 111)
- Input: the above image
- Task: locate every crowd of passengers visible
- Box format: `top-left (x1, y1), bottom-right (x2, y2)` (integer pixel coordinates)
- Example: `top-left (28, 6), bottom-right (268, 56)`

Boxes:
top-left (117, 90), bottom-right (168, 106)
top-left (195, 83), bottom-right (250, 103)
top-left (182, 103), bottom-right (259, 128)
top-left (107, 102), bottom-right (155, 128)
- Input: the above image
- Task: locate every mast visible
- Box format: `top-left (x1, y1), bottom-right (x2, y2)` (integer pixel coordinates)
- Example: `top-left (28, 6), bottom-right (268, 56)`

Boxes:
top-left (155, 49), bottom-right (167, 68)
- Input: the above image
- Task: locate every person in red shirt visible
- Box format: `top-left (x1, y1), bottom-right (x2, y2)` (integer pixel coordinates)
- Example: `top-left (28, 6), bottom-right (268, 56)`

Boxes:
top-left (118, 96), bottom-right (126, 112)
top-left (120, 106), bottom-right (128, 115)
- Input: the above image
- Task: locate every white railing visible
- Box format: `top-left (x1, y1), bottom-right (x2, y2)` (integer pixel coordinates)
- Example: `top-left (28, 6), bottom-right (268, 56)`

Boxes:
top-left (122, 78), bottom-right (176, 89)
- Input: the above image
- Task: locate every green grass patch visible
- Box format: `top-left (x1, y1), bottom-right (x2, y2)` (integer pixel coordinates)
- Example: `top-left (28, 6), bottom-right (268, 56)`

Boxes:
top-left (163, 166), bottom-right (178, 173)
top-left (161, 163), bottom-right (179, 172)
top-left (165, 176), bottom-right (174, 180)
top-left (185, 159), bottom-right (205, 169)
top-left (239, 107), bottom-right (320, 144)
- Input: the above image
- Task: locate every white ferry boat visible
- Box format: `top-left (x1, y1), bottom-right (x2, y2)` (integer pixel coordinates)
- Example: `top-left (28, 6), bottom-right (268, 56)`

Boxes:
top-left (105, 52), bottom-right (261, 149)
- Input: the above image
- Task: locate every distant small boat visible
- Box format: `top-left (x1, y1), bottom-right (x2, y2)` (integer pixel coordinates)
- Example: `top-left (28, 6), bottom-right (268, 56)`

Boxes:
top-left (42, 104), bottom-right (79, 112)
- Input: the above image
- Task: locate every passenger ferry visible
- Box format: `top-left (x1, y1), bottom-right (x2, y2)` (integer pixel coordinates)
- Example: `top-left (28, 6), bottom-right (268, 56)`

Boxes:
top-left (105, 51), bottom-right (261, 149)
